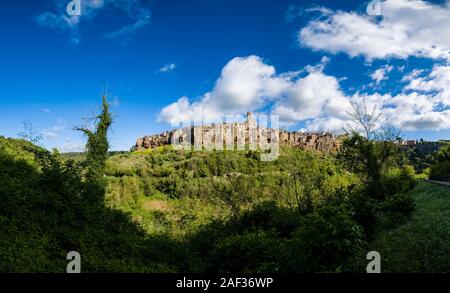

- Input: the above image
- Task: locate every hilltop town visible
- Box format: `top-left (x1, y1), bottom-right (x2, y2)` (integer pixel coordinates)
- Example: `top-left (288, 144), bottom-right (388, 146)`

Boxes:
top-left (135, 112), bottom-right (341, 153)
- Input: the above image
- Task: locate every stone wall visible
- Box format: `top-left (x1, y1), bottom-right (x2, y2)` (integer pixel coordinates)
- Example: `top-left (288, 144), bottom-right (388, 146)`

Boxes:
top-left (135, 113), bottom-right (340, 153)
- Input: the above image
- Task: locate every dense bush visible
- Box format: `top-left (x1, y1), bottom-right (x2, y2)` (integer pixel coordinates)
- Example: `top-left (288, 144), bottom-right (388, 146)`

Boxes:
top-left (0, 117), bottom-right (424, 272)
top-left (338, 133), bottom-right (403, 199)
top-left (284, 203), bottom-right (367, 272)
top-left (381, 165), bottom-right (416, 196)
top-left (430, 143), bottom-right (450, 181)
top-left (0, 101), bottom-right (183, 272)
top-left (187, 200), bottom-right (367, 273)
top-left (371, 182), bottom-right (450, 272)
top-left (430, 161), bottom-right (450, 181)
top-left (379, 193), bottom-right (416, 229)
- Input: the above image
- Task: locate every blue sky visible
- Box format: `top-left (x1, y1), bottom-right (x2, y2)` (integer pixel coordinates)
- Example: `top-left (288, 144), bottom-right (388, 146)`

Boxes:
top-left (0, 0), bottom-right (449, 151)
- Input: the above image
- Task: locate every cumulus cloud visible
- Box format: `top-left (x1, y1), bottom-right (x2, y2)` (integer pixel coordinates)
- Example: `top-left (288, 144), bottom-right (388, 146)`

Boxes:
top-left (158, 96), bottom-right (194, 125)
top-left (273, 67), bottom-right (350, 123)
top-left (404, 65), bottom-right (450, 106)
top-left (402, 69), bottom-right (425, 82)
top-left (158, 55), bottom-right (450, 133)
top-left (371, 65), bottom-right (393, 85)
top-left (158, 56), bottom-right (291, 125)
top-left (299, 0), bottom-right (450, 61)
top-left (35, 0), bottom-right (151, 43)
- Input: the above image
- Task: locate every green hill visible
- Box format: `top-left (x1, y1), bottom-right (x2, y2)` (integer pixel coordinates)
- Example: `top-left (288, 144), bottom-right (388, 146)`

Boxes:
top-left (0, 136), bottom-right (176, 272)
top-left (370, 181), bottom-right (450, 272)
top-left (1, 135), bottom-right (448, 272)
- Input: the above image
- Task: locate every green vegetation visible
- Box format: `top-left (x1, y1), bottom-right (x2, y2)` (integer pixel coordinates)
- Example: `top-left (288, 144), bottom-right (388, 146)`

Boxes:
top-left (0, 97), bottom-right (448, 273)
top-left (369, 181), bottom-right (450, 272)
top-left (0, 100), bottom-right (177, 272)
top-left (430, 143), bottom-right (450, 181)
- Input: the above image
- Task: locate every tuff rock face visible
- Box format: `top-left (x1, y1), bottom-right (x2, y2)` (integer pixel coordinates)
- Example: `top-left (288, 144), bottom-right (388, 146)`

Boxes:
top-left (135, 113), bottom-right (340, 153)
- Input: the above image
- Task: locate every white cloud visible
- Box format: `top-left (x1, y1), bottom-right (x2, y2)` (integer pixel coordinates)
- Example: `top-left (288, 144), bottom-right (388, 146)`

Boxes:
top-left (158, 96), bottom-right (193, 125)
top-left (42, 119), bottom-right (65, 140)
top-left (402, 69), bottom-right (425, 82)
top-left (404, 65), bottom-right (450, 106)
top-left (299, 0), bottom-right (450, 61)
top-left (273, 69), bottom-right (350, 123)
top-left (59, 138), bottom-right (85, 153)
top-left (158, 56), bottom-right (291, 125)
top-left (159, 63), bottom-right (177, 73)
top-left (158, 55), bottom-right (450, 133)
top-left (35, 0), bottom-right (151, 43)
top-left (208, 56), bottom-right (290, 111)
top-left (41, 108), bottom-right (52, 114)
top-left (104, 8), bottom-right (151, 41)
top-left (371, 65), bottom-right (393, 85)
top-left (42, 130), bottom-right (59, 139)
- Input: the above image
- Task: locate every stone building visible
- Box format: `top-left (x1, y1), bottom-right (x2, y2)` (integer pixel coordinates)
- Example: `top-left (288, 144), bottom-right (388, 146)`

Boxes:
top-left (135, 113), bottom-right (340, 153)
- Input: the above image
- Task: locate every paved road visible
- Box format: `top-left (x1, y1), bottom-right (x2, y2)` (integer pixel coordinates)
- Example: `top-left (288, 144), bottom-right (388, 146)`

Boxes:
top-left (426, 179), bottom-right (450, 187)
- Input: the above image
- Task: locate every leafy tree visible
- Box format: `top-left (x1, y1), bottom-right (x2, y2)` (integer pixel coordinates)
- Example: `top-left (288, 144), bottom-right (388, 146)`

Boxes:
top-left (340, 99), bottom-right (404, 199)
top-left (434, 143), bottom-right (450, 163)
top-left (213, 175), bottom-right (256, 218)
top-left (76, 96), bottom-right (112, 180)
top-left (339, 133), bottom-right (402, 199)
top-left (429, 143), bottom-right (450, 181)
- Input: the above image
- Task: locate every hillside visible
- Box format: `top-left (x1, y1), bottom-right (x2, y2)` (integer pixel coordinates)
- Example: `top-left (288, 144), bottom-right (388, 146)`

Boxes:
top-left (370, 181), bottom-right (450, 272)
top-left (0, 136), bottom-right (176, 272)
top-left (1, 134), bottom-right (449, 272)
top-left (104, 146), bottom-right (359, 236)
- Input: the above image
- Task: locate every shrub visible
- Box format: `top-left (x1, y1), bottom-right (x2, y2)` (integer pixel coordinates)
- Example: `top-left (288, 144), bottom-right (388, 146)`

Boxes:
top-left (283, 203), bottom-right (367, 272)
top-left (237, 201), bottom-right (301, 237)
top-left (429, 161), bottom-right (450, 181)
top-left (205, 231), bottom-right (282, 273)
top-left (381, 165), bottom-right (416, 196)
top-left (338, 133), bottom-right (403, 199)
top-left (379, 193), bottom-right (416, 229)
top-left (348, 192), bottom-right (380, 237)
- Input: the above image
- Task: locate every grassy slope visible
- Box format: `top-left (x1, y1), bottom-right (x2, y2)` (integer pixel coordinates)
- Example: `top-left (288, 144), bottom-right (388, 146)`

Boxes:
top-left (0, 137), bottom-right (179, 272)
top-left (3, 136), bottom-right (450, 272)
top-left (103, 147), bottom-right (357, 238)
top-left (371, 181), bottom-right (450, 272)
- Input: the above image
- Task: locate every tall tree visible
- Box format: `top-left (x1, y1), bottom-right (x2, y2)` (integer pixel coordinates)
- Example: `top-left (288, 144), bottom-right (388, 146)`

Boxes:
top-left (345, 97), bottom-right (382, 140)
top-left (340, 98), bottom-right (402, 199)
top-left (76, 96), bottom-right (112, 180)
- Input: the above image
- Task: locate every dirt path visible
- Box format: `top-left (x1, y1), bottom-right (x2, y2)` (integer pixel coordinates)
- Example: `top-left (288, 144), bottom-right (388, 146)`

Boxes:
top-left (425, 179), bottom-right (450, 187)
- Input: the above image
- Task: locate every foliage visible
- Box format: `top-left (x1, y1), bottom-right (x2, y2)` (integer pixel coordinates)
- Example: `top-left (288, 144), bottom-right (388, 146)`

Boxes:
top-left (434, 143), bottom-right (450, 163)
top-left (430, 143), bottom-right (450, 181)
top-left (381, 165), bottom-right (417, 196)
top-left (285, 203), bottom-right (367, 272)
top-left (368, 182), bottom-right (450, 272)
top-left (430, 161), bottom-right (450, 181)
top-left (0, 100), bottom-right (182, 272)
top-left (76, 96), bottom-right (112, 180)
top-left (338, 133), bottom-right (402, 199)
top-left (0, 96), bottom-right (435, 272)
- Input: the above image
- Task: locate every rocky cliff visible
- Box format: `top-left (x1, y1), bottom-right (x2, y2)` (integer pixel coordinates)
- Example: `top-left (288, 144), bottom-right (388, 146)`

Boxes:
top-left (135, 113), bottom-right (340, 153)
